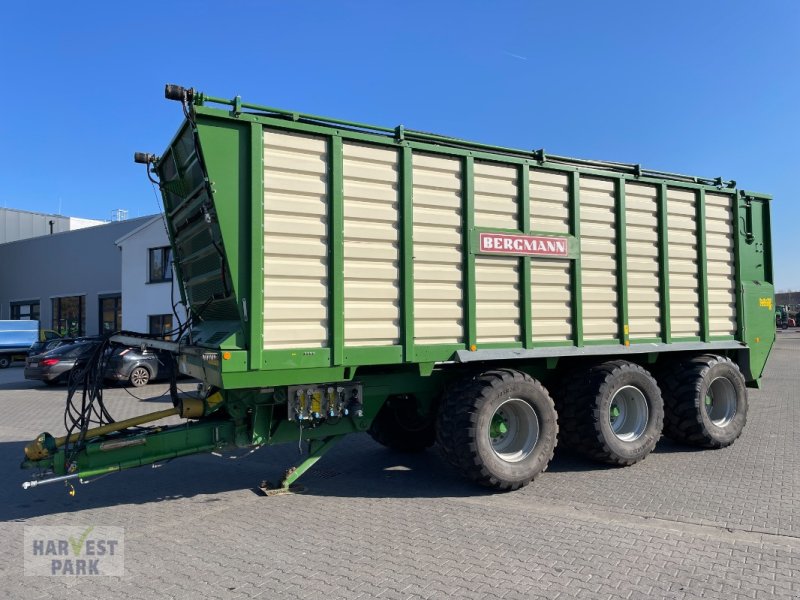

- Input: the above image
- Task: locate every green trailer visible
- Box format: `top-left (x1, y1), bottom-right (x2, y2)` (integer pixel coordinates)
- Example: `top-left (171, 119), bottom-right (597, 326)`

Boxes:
top-left (21, 85), bottom-right (775, 493)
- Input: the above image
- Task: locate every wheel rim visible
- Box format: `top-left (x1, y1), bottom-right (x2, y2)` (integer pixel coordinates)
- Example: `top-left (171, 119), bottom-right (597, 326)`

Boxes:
top-left (488, 398), bottom-right (539, 463)
top-left (609, 385), bottom-right (649, 442)
top-left (704, 377), bottom-right (737, 427)
top-left (131, 368), bottom-right (148, 386)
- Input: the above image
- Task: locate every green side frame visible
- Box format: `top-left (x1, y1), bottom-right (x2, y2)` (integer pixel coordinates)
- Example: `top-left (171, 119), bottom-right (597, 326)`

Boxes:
top-left (159, 97), bottom-right (775, 386)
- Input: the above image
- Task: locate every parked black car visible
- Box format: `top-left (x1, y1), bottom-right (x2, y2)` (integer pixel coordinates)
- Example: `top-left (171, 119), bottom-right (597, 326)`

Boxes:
top-left (24, 341), bottom-right (102, 385)
top-left (25, 340), bottom-right (175, 388)
top-left (27, 337), bottom-right (74, 357)
top-left (27, 335), bottom-right (105, 357)
top-left (104, 347), bottom-right (175, 387)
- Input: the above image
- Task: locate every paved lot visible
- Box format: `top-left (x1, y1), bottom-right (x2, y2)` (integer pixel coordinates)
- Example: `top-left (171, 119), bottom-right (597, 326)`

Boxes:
top-left (0, 335), bottom-right (798, 599)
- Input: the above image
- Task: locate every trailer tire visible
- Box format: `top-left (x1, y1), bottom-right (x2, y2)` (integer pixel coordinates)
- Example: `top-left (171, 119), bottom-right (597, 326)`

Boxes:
top-left (0, 355), bottom-right (10, 369)
top-left (556, 361), bottom-right (663, 466)
top-left (660, 355), bottom-right (747, 448)
top-left (436, 369), bottom-right (557, 491)
top-left (368, 396), bottom-right (436, 452)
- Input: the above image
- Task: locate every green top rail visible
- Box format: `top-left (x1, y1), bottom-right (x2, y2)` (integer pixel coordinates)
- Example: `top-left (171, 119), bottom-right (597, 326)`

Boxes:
top-left (166, 84), bottom-right (736, 189)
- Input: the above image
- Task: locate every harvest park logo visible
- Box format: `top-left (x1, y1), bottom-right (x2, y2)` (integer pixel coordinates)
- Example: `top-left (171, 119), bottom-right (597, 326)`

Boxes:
top-left (478, 232), bottom-right (568, 257)
top-left (24, 526), bottom-right (124, 576)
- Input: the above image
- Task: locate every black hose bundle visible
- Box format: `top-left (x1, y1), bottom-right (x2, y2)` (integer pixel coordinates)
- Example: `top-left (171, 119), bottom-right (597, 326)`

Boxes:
top-left (61, 328), bottom-right (187, 467)
top-left (64, 339), bottom-right (115, 430)
top-left (62, 336), bottom-right (117, 467)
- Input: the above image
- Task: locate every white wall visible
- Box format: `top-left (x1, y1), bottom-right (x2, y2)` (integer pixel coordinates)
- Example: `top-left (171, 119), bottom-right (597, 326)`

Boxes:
top-left (0, 216), bottom-right (153, 334)
top-left (68, 217), bottom-right (106, 231)
top-left (0, 208), bottom-right (105, 244)
top-left (117, 216), bottom-right (186, 336)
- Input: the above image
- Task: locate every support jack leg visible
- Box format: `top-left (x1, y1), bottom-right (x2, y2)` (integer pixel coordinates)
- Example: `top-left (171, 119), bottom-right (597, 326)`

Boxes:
top-left (259, 435), bottom-right (343, 496)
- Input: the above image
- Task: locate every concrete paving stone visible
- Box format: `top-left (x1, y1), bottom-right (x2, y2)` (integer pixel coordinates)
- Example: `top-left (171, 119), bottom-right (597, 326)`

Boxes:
top-left (1, 334), bottom-right (800, 599)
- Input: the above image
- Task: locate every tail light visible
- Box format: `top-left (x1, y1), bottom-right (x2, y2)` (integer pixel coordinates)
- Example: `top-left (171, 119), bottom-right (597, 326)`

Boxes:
top-left (41, 358), bottom-right (60, 367)
top-left (119, 348), bottom-right (131, 356)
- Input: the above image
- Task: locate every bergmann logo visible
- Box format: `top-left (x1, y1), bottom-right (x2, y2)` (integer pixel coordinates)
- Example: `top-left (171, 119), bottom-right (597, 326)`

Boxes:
top-left (478, 232), bottom-right (568, 257)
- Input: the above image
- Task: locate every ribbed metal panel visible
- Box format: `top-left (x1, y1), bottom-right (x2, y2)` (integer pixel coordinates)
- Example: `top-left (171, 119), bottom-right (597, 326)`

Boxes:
top-left (531, 259), bottom-right (572, 342)
top-left (161, 126), bottom-right (238, 321)
top-left (412, 154), bottom-right (464, 344)
top-left (625, 183), bottom-right (661, 338)
top-left (262, 130), bottom-right (329, 349)
top-left (530, 170), bottom-right (570, 234)
top-left (529, 170), bottom-right (571, 341)
top-left (667, 188), bottom-right (700, 337)
top-left (580, 177), bottom-right (618, 340)
top-left (476, 256), bottom-right (520, 343)
top-left (342, 142), bottom-right (401, 347)
top-left (705, 193), bottom-right (737, 336)
top-left (473, 161), bottom-right (518, 230)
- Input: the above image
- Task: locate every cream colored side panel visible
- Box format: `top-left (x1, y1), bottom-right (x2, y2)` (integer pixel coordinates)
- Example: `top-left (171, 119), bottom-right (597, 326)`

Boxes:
top-left (413, 154), bottom-right (464, 344)
top-left (342, 142), bottom-right (400, 347)
top-left (580, 177), bottom-right (618, 340)
top-left (705, 193), bottom-right (737, 336)
top-left (530, 170), bottom-right (570, 234)
top-left (263, 130), bottom-right (328, 349)
top-left (528, 171), bottom-right (572, 342)
top-left (476, 256), bottom-right (520, 343)
top-left (531, 259), bottom-right (571, 341)
top-left (473, 161), bottom-right (518, 230)
top-left (625, 183), bottom-right (660, 338)
top-left (667, 188), bottom-right (700, 337)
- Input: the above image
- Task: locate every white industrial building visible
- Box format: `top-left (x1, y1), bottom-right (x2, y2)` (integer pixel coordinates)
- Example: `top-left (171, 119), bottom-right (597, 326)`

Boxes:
top-left (0, 207), bottom-right (105, 244)
top-left (0, 210), bottom-right (185, 339)
top-left (115, 215), bottom-right (187, 336)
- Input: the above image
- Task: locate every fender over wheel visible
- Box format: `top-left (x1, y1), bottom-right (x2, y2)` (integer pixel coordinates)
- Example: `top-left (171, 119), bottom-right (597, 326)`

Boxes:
top-left (436, 369), bottom-right (558, 491)
top-left (556, 360), bottom-right (664, 466)
top-left (660, 354), bottom-right (747, 448)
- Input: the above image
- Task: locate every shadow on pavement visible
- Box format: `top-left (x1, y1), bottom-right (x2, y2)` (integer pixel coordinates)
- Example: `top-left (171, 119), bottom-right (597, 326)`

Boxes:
top-left (545, 449), bottom-right (615, 473)
top-left (0, 379), bottom-right (54, 392)
top-left (650, 438), bottom-right (706, 455)
top-left (1, 438), bottom-right (292, 521)
top-left (0, 435), bottom-right (491, 520)
top-left (2, 431), bottom-right (695, 517)
top-left (544, 438), bottom-right (705, 473)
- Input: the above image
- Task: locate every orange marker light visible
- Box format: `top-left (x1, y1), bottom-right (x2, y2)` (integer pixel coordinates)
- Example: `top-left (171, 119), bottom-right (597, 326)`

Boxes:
top-left (222, 352), bottom-right (231, 360)
top-left (470, 345), bottom-right (477, 352)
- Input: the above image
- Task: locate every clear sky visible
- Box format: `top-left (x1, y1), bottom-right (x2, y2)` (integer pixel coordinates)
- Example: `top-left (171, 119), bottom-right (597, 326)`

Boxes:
top-left (1, 1), bottom-right (798, 289)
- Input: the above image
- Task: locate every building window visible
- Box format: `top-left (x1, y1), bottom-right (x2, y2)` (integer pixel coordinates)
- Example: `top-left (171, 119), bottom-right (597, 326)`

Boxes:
top-left (149, 314), bottom-right (173, 340)
top-left (99, 295), bottom-right (122, 335)
top-left (11, 301), bottom-right (40, 321)
top-left (148, 247), bottom-right (173, 283)
top-left (52, 296), bottom-right (85, 337)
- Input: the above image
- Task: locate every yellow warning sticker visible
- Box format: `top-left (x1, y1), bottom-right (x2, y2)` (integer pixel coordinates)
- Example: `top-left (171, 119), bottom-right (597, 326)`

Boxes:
top-left (759, 297), bottom-right (773, 310)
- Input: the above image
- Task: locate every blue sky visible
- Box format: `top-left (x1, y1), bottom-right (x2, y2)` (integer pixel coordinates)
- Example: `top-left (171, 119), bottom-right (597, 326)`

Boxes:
top-left (1, 1), bottom-right (798, 289)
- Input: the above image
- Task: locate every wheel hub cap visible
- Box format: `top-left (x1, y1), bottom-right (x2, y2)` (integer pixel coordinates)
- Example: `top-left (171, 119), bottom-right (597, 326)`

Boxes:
top-left (609, 386), bottom-right (649, 442)
top-left (490, 414), bottom-right (509, 439)
top-left (704, 377), bottom-right (737, 427)
top-left (488, 398), bottom-right (540, 463)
